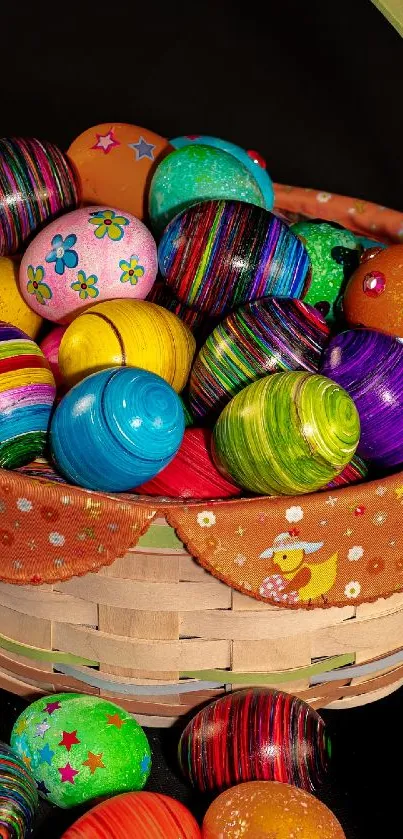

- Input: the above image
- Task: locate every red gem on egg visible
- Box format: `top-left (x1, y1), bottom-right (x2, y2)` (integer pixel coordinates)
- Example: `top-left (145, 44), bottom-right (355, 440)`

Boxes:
top-left (360, 247), bottom-right (384, 264)
top-left (104, 219), bottom-right (112, 226)
top-left (363, 271), bottom-right (386, 297)
top-left (247, 149), bottom-right (267, 169)
top-left (33, 282), bottom-right (38, 289)
top-left (129, 270), bottom-right (134, 276)
top-left (81, 283), bottom-right (87, 290)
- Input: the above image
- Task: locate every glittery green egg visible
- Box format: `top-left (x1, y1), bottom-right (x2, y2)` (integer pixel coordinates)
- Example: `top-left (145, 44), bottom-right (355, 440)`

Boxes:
top-left (291, 220), bottom-right (361, 322)
top-left (10, 693), bottom-right (151, 809)
top-left (212, 372), bottom-right (360, 495)
top-left (149, 144), bottom-right (265, 234)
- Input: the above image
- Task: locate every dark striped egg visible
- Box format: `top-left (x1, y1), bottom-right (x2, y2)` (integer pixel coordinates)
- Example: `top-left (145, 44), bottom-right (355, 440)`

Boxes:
top-left (189, 298), bottom-right (330, 422)
top-left (178, 687), bottom-right (330, 793)
top-left (158, 200), bottom-right (310, 316)
top-left (0, 323), bottom-right (56, 469)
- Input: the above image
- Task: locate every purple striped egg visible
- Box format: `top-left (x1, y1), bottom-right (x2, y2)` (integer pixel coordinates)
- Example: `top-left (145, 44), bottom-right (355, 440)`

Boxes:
top-left (321, 328), bottom-right (403, 468)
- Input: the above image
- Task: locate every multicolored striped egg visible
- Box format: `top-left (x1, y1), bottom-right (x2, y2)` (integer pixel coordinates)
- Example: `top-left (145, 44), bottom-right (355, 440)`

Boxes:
top-left (158, 200), bottom-right (310, 316)
top-left (321, 328), bottom-right (403, 468)
top-left (58, 299), bottom-right (195, 390)
top-left (203, 782), bottom-right (346, 839)
top-left (0, 257), bottom-right (42, 339)
top-left (189, 299), bottom-right (330, 422)
top-left (61, 792), bottom-right (201, 838)
top-left (149, 144), bottom-right (266, 234)
top-left (291, 220), bottom-right (361, 322)
top-left (40, 326), bottom-right (67, 389)
top-left (326, 453), bottom-right (368, 488)
top-left (0, 324), bottom-right (56, 469)
top-left (212, 372), bottom-right (360, 495)
top-left (0, 743), bottom-right (38, 838)
top-left (146, 280), bottom-right (219, 345)
top-left (0, 137), bottom-right (79, 256)
top-left (19, 206), bottom-right (157, 323)
top-left (50, 367), bottom-right (185, 492)
top-left (138, 428), bottom-right (241, 498)
top-left (178, 688), bottom-right (330, 793)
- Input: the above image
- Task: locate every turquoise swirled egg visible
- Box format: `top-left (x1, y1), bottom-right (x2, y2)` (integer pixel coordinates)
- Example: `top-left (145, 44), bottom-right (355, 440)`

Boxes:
top-left (212, 372), bottom-right (360, 496)
top-left (158, 200), bottom-right (310, 317)
top-left (149, 144), bottom-right (266, 234)
top-left (50, 367), bottom-right (185, 492)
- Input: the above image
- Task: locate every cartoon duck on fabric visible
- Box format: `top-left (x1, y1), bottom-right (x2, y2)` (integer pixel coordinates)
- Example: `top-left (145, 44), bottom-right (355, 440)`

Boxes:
top-left (259, 531), bottom-right (338, 605)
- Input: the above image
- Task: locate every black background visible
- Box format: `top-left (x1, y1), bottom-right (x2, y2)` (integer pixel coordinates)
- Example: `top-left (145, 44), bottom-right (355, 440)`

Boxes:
top-left (0, 1), bottom-right (402, 837)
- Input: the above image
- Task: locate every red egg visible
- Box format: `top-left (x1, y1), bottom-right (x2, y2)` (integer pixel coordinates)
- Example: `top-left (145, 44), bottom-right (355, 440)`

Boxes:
top-left (40, 326), bottom-right (67, 388)
top-left (138, 428), bottom-right (241, 499)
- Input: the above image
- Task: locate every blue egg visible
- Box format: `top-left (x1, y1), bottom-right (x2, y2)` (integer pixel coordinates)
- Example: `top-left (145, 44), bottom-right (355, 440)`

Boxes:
top-left (50, 367), bottom-right (185, 492)
top-left (170, 135), bottom-right (274, 210)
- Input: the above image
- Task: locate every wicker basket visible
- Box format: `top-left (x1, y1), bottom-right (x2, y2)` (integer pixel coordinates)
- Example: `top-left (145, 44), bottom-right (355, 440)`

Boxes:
top-left (1, 183), bottom-right (403, 726)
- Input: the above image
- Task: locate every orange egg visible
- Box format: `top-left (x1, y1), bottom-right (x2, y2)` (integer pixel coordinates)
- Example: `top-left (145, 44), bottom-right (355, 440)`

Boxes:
top-left (67, 123), bottom-right (173, 220)
top-left (202, 782), bottom-right (346, 839)
top-left (343, 244), bottom-right (403, 337)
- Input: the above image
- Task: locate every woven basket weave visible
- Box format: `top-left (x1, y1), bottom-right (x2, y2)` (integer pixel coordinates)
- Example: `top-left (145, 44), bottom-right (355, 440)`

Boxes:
top-left (1, 183), bottom-right (403, 726)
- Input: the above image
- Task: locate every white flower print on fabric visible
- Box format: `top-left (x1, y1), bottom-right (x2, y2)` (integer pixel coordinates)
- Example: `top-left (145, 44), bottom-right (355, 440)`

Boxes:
top-left (347, 546), bottom-right (364, 562)
top-left (49, 532), bottom-right (65, 547)
top-left (345, 581), bottom-right (361, 599)
top-left (17, 498), bottom-right (32, 512)
top-left (285, 505), bottom-right (304, 523)
top-left (196, 511), bottom-right (216, 528)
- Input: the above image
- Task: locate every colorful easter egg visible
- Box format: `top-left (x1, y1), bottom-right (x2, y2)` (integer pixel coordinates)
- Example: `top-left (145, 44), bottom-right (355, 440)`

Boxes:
top-left (61, 792), bottom-right (201, 838)
top-left (179, 395), bottom-right (194, 427)
top-left (10, 693), bottom-right (151, 809)
top-left (343, 244), bottom-right (403, 336)
top-left (149, 145), bottom-right (266, 234)
top-left (178, 688), bottom-right (330, 793)
top-left (146, 280), bottom-right (218, 344)
top-left (50, 367), bottom-right (185, 492)
top-left (0, 257), bottom-right (42, 339)
top-left (212, 372), bottom-right (360, 495)
top-left (58, 299), bottom-right (195, 390)
top-left (40, 326), bottom-right (67, 389)
top-left (0, 324), bottom-right (56, 469)
top-left (170, 134), bottom-right (274, 209)
top-left (0, 742), bottom-right (38, 838)
top-left (67, 123), bottom-right (173, 221)
top-left (203, 782), bottom-right (346, 839)
top-left (0, 137), bottom-right (79, 256)
top-left (19, 206), bottom-right (158, 324)
top-left (321, 328), bottom-right (403, 468)
top-left (138, 428), bottom-right (241, 498)
top-left (291, 220), bottom-right (361, 322)
top-left (15, 456), bottom-right (67, 484)
top-left (159, 200), bottom-right (310, 316)
top-left (189, 299), bottom-right (330, 422)
top-left (326, 453), bottom-right (368, 488)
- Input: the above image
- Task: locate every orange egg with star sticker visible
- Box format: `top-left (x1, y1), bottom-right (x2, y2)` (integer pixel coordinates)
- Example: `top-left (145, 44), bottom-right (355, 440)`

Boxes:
top-left (67, 123), bottom-right (173, 221)
top-left (343, 244), bottom-right (403, 337)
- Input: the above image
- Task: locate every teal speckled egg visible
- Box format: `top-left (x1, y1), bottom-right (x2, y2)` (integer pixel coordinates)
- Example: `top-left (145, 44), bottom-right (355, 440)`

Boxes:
top-left (291, 220), bottom-right (361, 323)
top-left (148, 144), bottom-right (265, 234)
top-left (10, 693), bottom-right (151, 809)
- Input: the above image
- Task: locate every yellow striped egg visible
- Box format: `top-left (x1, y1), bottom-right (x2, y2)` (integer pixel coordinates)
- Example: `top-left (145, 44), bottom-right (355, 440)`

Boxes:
top-left (59, 299), bottom-right (196, 391)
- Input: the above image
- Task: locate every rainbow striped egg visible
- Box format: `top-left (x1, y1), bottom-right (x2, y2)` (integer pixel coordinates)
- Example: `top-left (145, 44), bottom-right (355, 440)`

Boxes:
top-left (0, 743), bottom-right (38, 839)
top-left (0, 323), bottom-right (56, 469)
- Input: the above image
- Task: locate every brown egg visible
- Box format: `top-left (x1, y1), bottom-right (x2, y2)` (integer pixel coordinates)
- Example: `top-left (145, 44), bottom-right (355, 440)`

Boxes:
top-left (67, 123), bottom-right (173, 221)
top-left (202, 781), bottom-right (346, 839)
top-left (343, 244), bottom-right (403, 337)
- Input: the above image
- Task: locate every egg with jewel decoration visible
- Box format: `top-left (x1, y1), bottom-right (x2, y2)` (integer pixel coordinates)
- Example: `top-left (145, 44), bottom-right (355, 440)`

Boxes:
top-left (19, 206), bottom-right (158, 324)
top-left (343, 244), bottom-right (403, 337)
top-left (67, 122), bottom-right (173, 221)
top-left (178, 688), bottom-right (330, 793)
top-left (291, 219), bottom-right (361, 322)
top-left (10, 693), bottom-right (151, 809)
top-left (158, 200), bottom-right (310, 317)
top-left (61, 792), bottom-right (201, 838)
top-left (203, 782), bottom-right (346, 839)
top-left (170, 134), bottom-right (274, 209)
top-left (189, 298), bottom-right (330, 423)
top-left (212, 371), bottom-right (360, 496)
top-left (321, 327), bottom-right (403, 468)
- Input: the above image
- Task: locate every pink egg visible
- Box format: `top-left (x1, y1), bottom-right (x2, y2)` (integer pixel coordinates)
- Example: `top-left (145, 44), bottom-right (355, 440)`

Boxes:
top-left (19, 206), bottom-right (158, 323)
top-left (40, 326), bottom-right (67, 387)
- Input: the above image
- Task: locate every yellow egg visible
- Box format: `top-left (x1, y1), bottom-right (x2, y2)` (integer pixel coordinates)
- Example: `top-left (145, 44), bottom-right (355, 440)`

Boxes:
top-left (59, 299), bottom-right (196, 391)
top-left (0, 257), bottom-right (42, 338)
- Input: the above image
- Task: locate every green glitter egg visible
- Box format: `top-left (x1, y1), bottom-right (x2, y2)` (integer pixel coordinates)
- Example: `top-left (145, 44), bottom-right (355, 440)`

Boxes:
top-left (212, 372), bottom-right (360, 496)
top-left (291, 220), bottom-right (361, 322)
top-left (10, 693), bottom-right (151, 809)
top-left (148, 144), bottom-right (265, 234)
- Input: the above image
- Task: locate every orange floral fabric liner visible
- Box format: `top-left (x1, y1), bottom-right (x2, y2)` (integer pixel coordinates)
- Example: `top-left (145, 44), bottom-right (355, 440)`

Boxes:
top-left (1, 183), bottom-right (403, 609)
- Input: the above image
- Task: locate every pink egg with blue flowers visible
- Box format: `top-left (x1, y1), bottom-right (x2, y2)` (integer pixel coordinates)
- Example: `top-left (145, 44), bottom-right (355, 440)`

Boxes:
top-left (19, 206), bottom-right (158, 323)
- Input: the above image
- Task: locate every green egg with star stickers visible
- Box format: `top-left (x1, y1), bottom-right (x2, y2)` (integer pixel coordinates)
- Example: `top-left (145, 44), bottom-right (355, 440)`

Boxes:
top-left (10, 693), bottom-right (151, 808)
top-left (291, 219), bottom-right (361, 323)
